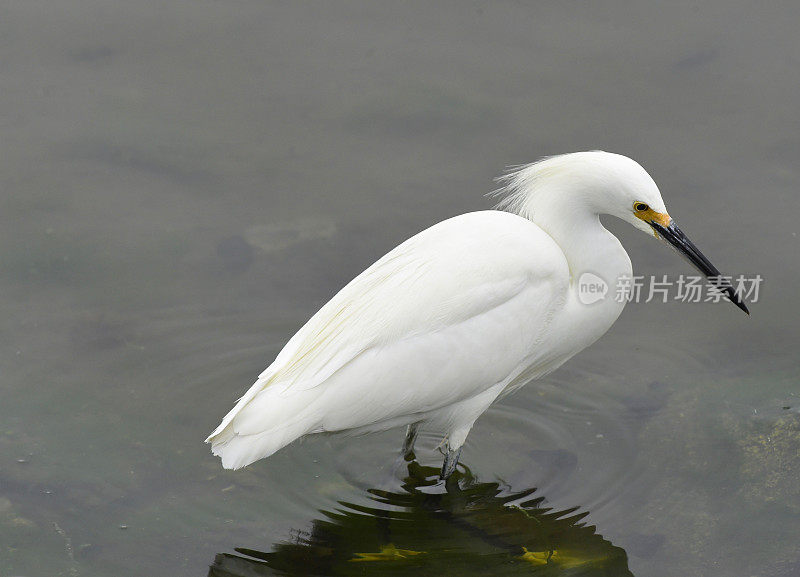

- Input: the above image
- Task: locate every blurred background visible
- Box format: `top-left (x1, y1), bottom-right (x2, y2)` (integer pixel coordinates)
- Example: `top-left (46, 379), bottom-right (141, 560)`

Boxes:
top-left (1, 1), bottom-right (798, 576)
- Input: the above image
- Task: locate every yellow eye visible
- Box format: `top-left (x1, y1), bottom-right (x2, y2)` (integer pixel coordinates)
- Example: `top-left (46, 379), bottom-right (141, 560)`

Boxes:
top-left (634, 202), bottom-right (649, 212)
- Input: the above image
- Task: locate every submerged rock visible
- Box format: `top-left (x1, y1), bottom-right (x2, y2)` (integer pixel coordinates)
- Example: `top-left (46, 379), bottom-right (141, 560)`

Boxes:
top-left (734, 412), bottom-right (800, 511)
top-left (632, 384), bottom-right (800, 576)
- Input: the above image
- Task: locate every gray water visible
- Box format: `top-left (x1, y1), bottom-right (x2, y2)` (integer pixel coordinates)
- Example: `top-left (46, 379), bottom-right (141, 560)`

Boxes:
top-left (2, 1), bottom-right (799, 576)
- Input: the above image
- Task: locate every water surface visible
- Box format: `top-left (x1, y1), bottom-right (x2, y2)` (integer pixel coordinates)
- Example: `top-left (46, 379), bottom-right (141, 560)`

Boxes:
top-left (1, 2), bottom-right (799, 576)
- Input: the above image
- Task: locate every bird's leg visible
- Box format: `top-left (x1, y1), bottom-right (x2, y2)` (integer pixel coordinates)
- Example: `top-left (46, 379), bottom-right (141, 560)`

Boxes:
top-left (384, 423), bottom-right (422, 483)
top-left (439, 446), bottom-right (462, 480)
top-left (401, 422), bottom-right (419, 461)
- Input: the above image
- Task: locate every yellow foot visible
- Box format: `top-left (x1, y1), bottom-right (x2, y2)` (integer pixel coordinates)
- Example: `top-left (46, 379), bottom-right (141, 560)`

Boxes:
top-left (519, 547), bottom-right (554, 565)
top-left (520, 547), bottom-right (600, 568)
top-left (350, 543), bottom-right (424, 562)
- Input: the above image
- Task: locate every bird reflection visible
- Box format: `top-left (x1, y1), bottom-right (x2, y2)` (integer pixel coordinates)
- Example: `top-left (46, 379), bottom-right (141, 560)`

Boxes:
top-left (208, 459), bottom-right (633, 576)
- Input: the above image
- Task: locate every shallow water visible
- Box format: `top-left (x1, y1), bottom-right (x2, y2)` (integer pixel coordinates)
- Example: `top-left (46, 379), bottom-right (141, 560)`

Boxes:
top-left (2, 2), bottom-right (799, 576)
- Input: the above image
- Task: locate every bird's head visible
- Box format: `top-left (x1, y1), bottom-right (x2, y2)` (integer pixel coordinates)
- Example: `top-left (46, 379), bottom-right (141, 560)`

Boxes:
top-left (494, 151), bottom-right (749, 314)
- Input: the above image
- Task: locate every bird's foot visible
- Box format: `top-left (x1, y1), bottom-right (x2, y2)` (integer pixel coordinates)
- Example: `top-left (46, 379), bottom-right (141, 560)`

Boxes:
top-left (439, 446), bottom-right (462, 480)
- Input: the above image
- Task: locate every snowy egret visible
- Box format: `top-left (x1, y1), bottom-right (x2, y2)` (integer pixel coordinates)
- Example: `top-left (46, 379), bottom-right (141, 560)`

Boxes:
top-left (206, 151), bottom-right (748, 479)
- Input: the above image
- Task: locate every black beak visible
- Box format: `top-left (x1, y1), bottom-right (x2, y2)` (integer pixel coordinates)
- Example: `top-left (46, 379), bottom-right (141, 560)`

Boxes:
top-left (650, 221), bottom-right (749, 315)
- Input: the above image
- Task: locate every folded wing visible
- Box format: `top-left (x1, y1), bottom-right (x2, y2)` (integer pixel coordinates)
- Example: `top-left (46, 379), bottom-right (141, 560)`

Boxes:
top-left (206, 210), bottom-right (568, 469)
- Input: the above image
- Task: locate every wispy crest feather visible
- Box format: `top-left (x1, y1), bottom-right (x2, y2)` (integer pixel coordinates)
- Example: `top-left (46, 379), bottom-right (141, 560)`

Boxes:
top-left (488, 155), bottom-right (560, 220)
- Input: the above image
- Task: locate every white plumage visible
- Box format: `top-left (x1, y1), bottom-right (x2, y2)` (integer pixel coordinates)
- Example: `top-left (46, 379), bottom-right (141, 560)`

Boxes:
top-left (206, 151), bottom-right (747, 476)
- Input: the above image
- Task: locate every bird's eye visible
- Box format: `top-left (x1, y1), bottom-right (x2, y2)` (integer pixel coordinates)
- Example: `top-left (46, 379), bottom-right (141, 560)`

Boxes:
top-left (634, 202), bottom-right (649, 212)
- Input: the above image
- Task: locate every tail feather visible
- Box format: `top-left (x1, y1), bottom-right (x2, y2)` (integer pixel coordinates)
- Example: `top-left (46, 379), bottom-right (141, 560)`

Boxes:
top-left (205, 380), bottom-right (323, 469)
top-left (209, 419), bottom-right (315, 469)
top-left (205, 380), bottom-right (271, 444)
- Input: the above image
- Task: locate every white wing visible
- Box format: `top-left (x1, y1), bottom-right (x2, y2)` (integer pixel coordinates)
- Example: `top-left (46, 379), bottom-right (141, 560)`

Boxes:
top-left (207, 210), bottom-right (569, 468)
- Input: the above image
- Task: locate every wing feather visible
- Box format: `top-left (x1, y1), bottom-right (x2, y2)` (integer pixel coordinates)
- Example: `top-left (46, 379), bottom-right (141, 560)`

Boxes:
top-left (206, 210), bottom-right (569, 466)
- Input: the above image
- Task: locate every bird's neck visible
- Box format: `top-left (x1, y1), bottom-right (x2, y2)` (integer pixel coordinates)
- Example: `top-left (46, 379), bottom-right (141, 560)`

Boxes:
top-left (529, 202), bottom-right (633, 289)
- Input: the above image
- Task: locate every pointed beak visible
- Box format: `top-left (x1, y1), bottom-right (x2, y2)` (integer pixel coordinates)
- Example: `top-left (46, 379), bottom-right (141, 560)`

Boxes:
top-left (649, 220), bottom-right (750, 315)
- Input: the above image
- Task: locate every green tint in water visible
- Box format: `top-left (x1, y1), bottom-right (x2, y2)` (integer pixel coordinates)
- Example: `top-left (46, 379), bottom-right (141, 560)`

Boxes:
top-left (209, 460), bottom-right (633, 577)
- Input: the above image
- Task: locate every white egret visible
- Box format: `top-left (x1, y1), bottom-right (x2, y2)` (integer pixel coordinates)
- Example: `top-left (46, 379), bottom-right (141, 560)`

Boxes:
top-left (206, 151), bottom-right (748, 479)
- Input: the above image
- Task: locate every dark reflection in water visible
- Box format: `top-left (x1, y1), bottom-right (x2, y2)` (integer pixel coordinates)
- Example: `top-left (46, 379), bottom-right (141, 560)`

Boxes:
top-left (208, 460), bottom-right (633, 577)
